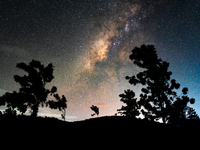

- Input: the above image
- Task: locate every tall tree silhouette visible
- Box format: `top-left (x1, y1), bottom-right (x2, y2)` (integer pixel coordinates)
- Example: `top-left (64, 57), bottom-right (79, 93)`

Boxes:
top-left (0, 60), bottom-right (67, 118)
top-left (90, 105), bottom-right (99, 117)
top-left (123, 44), bottom-right (198, 123)
top-left (117, 89), bottom-right (140, 118)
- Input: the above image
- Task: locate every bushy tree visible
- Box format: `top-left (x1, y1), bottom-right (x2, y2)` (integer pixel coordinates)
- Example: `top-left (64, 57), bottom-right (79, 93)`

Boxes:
top-left (122, 44), bottom-right (198, 123)
top-left (170, 88), bottom-right (198, 123)
top-left (0, 60), bottom-right (67, 118)
top-left (117, 89), bottom-right (140, 118)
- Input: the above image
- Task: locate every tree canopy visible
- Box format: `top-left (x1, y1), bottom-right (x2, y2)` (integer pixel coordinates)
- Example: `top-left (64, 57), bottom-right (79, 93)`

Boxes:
top-left (0, 60), bottom-right (67, 119)
top-left (118, 45), bottom-right (198, 124)
top-left (117, 89), bottom-right (140, 118)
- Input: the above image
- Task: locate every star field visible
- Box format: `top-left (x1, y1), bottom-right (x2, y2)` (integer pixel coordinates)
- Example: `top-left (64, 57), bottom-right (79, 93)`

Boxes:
top-left (0, 0), bottom-right (200, 120)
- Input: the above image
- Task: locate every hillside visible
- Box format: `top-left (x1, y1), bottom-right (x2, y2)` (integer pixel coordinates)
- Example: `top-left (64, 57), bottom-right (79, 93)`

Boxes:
top-left (0, 115), bottom-right (199, 148)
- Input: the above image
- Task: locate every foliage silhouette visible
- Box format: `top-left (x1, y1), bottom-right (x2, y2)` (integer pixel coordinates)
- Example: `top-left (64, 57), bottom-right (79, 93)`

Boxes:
top-left (121, 44), bottom-right (198, 124)
top-left (0, 60), bottom-right (67, 119)
top-left (90, 105), bottom-right (99, 117)
top-left (117, 89), bottom-right (140, 118)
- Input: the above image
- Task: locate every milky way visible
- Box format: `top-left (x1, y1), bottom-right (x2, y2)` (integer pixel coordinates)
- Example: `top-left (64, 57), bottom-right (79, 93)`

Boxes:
top-left (62, 0), bottom-right (150, 120)
top-left (0, 0), bottom-right (200, 120)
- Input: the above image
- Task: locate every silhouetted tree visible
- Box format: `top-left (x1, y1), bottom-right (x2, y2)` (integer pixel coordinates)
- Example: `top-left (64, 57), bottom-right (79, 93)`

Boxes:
top-left (117, 89), bottom-right (140, 118)
top-left (169, 88), bottom-right (199, 123)
top-left (124, 44), bottom-right (197, 124)
top-left (186, 107), bottom-right (199, 119)
top-left (90, 105), bottom-right (99, 117)
top-left (0, 60), bottom-right (67, 118)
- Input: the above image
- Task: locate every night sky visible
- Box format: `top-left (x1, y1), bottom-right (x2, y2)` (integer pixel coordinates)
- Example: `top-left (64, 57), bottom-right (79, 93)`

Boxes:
top-left (0, 0), bottom-right (200, 121)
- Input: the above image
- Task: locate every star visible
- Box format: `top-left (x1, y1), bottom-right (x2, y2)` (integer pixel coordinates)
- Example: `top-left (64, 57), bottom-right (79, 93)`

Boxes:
top-left (0, 0), bottom-right (200, 121)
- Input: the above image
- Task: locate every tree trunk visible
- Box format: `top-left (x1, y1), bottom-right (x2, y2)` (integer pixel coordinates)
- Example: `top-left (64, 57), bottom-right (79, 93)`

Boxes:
top-left (31, 102), bottom-right (39, 117)
top-left (162, 115), bottom-right (166, 124)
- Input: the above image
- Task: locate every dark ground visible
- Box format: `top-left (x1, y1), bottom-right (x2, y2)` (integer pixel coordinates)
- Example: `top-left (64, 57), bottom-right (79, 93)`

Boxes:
top-left (0, 115), bottom-right (199, 148)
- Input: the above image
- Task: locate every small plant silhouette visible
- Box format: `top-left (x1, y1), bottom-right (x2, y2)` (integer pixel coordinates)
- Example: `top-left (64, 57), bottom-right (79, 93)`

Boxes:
top-left (90, 105), bottom-right (99, 117)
